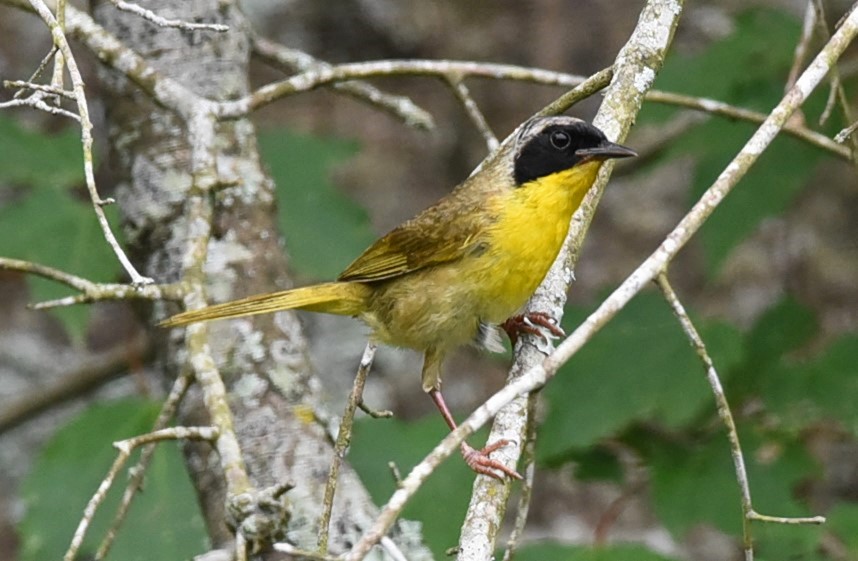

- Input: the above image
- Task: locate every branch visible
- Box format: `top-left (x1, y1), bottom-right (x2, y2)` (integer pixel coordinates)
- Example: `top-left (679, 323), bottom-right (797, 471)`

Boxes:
top-left (4, 0), bottom-right (851, 164)
top-left (22, 0), bottom-right (154, 287)
top-left (458, 2), bottom-right (684, 560)
top-left (655, 274), bottom-right (824, 561)
top-left (0, 333), bottom-right (151, 434)
top-left (318, 342), bottom-right (378, 554)
top-left (543, 2), bottom-right (858, 380)
top-left (0, 257), bottom-right (185, 307)
top-left (104, 0), bottom-right (228, 31)
top-left (251, 35), bottom-right (433, 130)
top-left (346, 5), bottom-right (858, 559)
top-left (64, 426), bottom-right (219, 561)
top-left (95, 371), bottom-right (194, 559)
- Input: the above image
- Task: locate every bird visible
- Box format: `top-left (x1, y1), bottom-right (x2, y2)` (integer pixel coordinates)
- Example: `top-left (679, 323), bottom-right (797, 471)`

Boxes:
top-left (160, 116), bottom-right (636, 480)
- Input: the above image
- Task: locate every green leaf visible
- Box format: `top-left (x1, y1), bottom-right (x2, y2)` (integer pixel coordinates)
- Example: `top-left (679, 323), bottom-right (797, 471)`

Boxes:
top-left (640, 8), bottom-right (833, 273)
top-left (538, 293), bottom-right (743, 463)
top-left (647, 429), bottom-right (816, 538)
top-left (691, 124), bottom-right (824, 272)
top-left (0, 115), bottom-right (83, 190)
top-left (827, 503), bottom-right (858, 557)
top-left (565, 446), bottom-right (624, 483)
top-left (761, 335), bottom-right (858, 435)
top-left (349, 415), bottom-right (481, 558)
top-left (19, 399), bottom-right (207, 561)
top-left (0, 187), bottom-right (120, 340)
top-left (259, 129), bottom-right (375, 279)
top-left (515, 542), bottom-right (681, 561)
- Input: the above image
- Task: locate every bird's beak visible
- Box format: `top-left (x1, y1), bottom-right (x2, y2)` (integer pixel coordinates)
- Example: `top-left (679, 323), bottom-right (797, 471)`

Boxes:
top-left (575, 141), bottom-right (637, 161)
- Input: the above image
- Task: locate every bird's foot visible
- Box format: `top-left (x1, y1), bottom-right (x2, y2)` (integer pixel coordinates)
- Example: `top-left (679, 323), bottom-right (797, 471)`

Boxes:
top-left (502, 312), bottom-right (565, 351)
top-left (461, 440), bottom-right (522, 480)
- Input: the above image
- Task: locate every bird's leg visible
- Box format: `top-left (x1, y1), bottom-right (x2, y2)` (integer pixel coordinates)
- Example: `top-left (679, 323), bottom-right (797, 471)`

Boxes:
top-left (502, 311), bottom-right (565, 347)
top-left (428, 389), bottom-right (522, 480)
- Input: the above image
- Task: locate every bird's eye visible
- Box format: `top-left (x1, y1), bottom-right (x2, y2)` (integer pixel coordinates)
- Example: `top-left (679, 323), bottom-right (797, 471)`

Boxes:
top-left (549, 130), bottom-right (571, 150)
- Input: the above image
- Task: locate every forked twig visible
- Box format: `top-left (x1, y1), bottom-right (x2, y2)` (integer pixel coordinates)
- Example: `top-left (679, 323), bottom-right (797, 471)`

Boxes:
top-left (64, 426), bottom-right (219, 561)
top-left (94, 371), bottom-right (194, 559)
top-left (318, 342), bottom-right (378, 553)
top-left (24, 0), bottom-right (154, 287)
top-left (655, 273), bottom-right (825, 561)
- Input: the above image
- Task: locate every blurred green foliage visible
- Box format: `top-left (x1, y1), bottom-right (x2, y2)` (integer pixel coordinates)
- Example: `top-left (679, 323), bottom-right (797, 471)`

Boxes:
top-left (259, 128), bottom-right (376, 280)
top-left (639, 9), bottom-right (834, 273)
top-left (20, 399), bottom-right (207, 561)
top-left (6, 5), bottom-right (857, 561)
top-left (0, 115), bottom-right (119, 339)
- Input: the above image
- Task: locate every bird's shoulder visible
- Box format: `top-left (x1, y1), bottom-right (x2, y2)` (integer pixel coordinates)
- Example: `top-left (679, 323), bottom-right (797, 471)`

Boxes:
top-left (338, 176), bottom-right (502, 282)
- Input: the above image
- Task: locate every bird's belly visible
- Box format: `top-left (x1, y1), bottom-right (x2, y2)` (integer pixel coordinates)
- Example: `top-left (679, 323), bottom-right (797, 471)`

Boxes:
top-left (362, 267), bottom-right (485, 352)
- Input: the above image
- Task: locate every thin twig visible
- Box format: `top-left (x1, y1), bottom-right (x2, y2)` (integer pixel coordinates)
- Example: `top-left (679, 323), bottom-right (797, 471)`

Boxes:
top-left (318, 342), bottom-right (377, 554)
top-left (216, 59), bottom-right (592, 118)
top-left (95, 371), bottom-right (194, 560)
top-left (835, 120), bottom-right (858, 142)
top-left (655, 273), bottom-right (825, 561)
top-left (357, 400), bottom-right (393, 419)
top-left (536, 66), bottom-right (614, 117)
top-left (0, 257), bottom-right (185, 304)
top-left (25, 0), bottom-right (155, 287)
top-left (0, 333), bottom-right (151, 434)
top-left (446, 76), bottom-right (498, 151)
top-left (50, 0), bottom-right (66, 105)
top-left (251, 35), bottom-right (433, 130)
top-left (0, 95), bottom-right (80, 120)
top-left (3, 79), bottom-right (75, 98)
top-left (235, 528), bottom-right (248, 561)
top-left (272, 541), bottom-right (341, 561)
top-left (64, 426), bottom-right (219, 561)
top-left (786, 1), bottom-right (819, 90)
top-left (12, 44), bottom-right (57, 99)
top-left (105, 0), bottom-right (229, 31)
top-left (644, 89), bottom-right (851, 159)
top-left (500, 391), bottom-right (539, 561)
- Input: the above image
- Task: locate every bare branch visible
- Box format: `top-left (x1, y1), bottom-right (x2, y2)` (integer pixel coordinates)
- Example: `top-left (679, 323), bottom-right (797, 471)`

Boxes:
top-left (0, 94), bottom-right (79, 120)
top-left (835, 120), bottom-right (858, 142)
top-left (0, 333), bottom-right (151, 434)
top-left (105, 0), bottom-right (229, 31)
top-left (544, 3), bottom-right (858, 381)
top-left (445, 76), bottom-right (498, 151)
top-left (3, 79), bottom-right (74, 98)
top-left (216, 59), bottom-right (590, 118)
top-left (786, 0), bottom-right (819, 90)
top-left (252, 35), bottom-right (433, 130)
top-left (645, 89), bottom-right (852, 159)
top-left (458, 2), bottom-right (684, 560)
top-left (500, 392), bottom-right (539, 561)
top-left (64, 426), bottom-right (219, 561)
top-left (655, 273), bottom-right (824, 561)
top-left (25, 0), bottom-right (154, 287)
top-left (318, 342), bottom-right (378, 554)
top-left (95, 371), bottom-right (194, 560)
top-left (0, 257), bottom-right (185, 304)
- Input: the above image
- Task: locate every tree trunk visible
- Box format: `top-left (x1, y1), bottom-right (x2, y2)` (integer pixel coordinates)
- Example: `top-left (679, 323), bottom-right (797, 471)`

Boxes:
top-left (91, 1), bottom-right (429, 557)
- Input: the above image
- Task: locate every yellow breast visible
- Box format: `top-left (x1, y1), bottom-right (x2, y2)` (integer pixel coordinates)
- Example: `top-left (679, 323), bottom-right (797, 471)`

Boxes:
top-left (472, 161), bottom-right (601, 322)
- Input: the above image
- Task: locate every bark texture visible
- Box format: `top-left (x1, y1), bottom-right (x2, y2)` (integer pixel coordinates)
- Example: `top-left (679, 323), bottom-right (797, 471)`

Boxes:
top-left (91, 1), bottom-right (428, 557)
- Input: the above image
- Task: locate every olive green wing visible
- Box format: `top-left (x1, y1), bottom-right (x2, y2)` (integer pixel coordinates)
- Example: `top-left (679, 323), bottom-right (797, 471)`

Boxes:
top-left (338, 192), bottom-right (491, 283)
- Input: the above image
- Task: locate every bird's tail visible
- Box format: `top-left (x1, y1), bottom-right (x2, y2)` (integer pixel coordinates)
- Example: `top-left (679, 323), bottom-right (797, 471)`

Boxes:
top-left (159, 282), bottom-right (371, 327)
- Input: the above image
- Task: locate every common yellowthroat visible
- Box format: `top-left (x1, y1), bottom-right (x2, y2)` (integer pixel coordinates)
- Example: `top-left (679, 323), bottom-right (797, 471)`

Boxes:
top-left (161, 116), bottom-right (636, 479)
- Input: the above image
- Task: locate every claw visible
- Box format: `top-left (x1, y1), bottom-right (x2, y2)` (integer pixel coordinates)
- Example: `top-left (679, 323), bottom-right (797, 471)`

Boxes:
top-left (461, 440), bottom-right (522, 480)
top-left (502, 312), bottom-right (565, 351)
